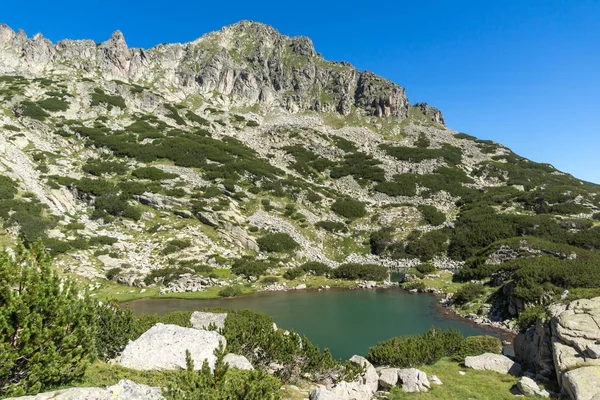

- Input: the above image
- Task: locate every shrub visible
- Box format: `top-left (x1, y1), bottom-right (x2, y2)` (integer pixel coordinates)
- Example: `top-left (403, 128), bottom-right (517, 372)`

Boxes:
top-left (516, 305), bottom-right (549, 332)
top-left (306, 191), bottom-right (322, 203)
top-left (218, 286), bottom-right (244, 297)
top-left (261, 276), bottom-right (280, 285)
top-left (82, 159), bottom-right (128, 177)
top-left (316, 220), bottom-right (348, 233)
top-left (162, 239), bottom-right (192, 255)
top-left (331, 199), bottom-right (367, 219)
top-left (418, 205), bottom-right (446, 226)
top-left (246, 120), bottom-right (260, 127)
top-left (453, 283), bottom-right (486, 305)
top-left (416, 263), bottom-right (436, 274)
top-left (452, 336), bottom-right (502, 362)
top-left (283, 267), bottom-right (304, 280)
top-left (132, 167), bottom-right (177, 181)
top-left (37, 97), bottom-right (69, 112)
top-left (18, 101), bottom-right (49, 121)
top-left (231, 260), bottom-right (270, 278)
top-left (89, 235), bottom-right (118, 246)
top-left (332, 263), bottom-right (387, 281)
top-left (257, 233), bottom-right (299, 253)
top-left (95, 301), bottom-right (137, 360)
top-left (90, 89), bottom-right (126, 109)
top-left (299, 261), bottom-right (330, 276)
top-left (367, 327), bottom-right (464, 367)
top-left (0, 243), bottom-right (97, 396)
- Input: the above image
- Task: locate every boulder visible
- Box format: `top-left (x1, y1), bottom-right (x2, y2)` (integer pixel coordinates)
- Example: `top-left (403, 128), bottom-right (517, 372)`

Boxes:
top-left (190, 311), bottom-right (227, 330)
top-left (563, 366), bottom-right (600, 400)
top-left (118, 323), bottom-right (226, 371)
top-left (322, 355), bottom-right (378, 400)
top-left (517, 376), bottom-right (550, 398)
top-left (464, 353), bottom-right (522, 375)
top-left (378, 368), bottom-right (399, 389)
top-left (223, 353), bottom-right (253, 370)
top-left (309, 387), bottom-right (339, 400)
top-left (398, 368), bottom-right (430, 393)
top-left (6, 380), bottom-right (164, 400)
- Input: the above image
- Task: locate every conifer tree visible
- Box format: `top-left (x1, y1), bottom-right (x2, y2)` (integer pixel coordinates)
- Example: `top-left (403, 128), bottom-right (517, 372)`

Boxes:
top-left (0, 243), bottom-right (97, 396)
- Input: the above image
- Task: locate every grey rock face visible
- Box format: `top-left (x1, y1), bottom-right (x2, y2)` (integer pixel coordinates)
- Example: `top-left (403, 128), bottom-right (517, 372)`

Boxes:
top-left (563, 366), bottom-right (600, 400)
top-left (517, 376), bottom-right (550, 398)
top-left (223, 353), bottom-right (254, 370)
top-left (310, 355), bottom-right (378, 400)
top-left (413, 102), bottom-right (445, 125)
top-left (118, 323), bottom-right (226, 371)
top-left (378, 368), bottom-right (399, 389)
top-left (464, 353), bottom-right (522, 375)
top-left (5, 380), bottom-right (165, 400)
top-left (0, 21), bottom-right (435, 123)
top-left (397, 368), bottom-right (430, 393)
top-left (514, 318), bottom-right (554, 378)
top-left (190, 311), bottom-right (227, 330)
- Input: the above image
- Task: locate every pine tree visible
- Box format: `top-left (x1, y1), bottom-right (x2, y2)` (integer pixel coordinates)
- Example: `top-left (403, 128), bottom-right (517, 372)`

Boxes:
top-left (0, 242), bottom-right (97, 396)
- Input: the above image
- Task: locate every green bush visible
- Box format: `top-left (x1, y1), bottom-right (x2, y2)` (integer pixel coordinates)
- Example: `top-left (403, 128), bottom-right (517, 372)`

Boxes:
top-left (231, 260), bottom-right (270, 278)
top-left (132, 167), bottom-right (177, 181)
top-left (90, 89), bottom-right (126, 109)
top-left (162, 239), bottom-right (192, 255)
top-left (218, 286), bottom-right (244, 297)
top-left (83, 159), bottom-right (128, 177)
top-left (316, 220), bottom-right (348, 233)
top-left (331, 198), bottom-right (367, 219)
top-left (89, 235), bottom-right (118, 246)
top-left (299, 261), bottom-right (330, 276)
top-left (0, 243), bottom-right (97, 396)
top-left (95, 301), bottom-right (137, 360)
top-left (418, 205), bottom-right (446, 226)
top-left (37, 97), bottom-right (69, 112)
top-left (18, 101), bottom-right (50, 121)
top-left (452, 336), bottom-right (503, 362)
top-left (367, 327), bottom-right (464, 367)
top-left (105, 267), bottom-right (122, 281)
top-left (332, 263), bottom-right (387, 281)
top-left (257, 233), bottom-right (299, 253)
top-left (453, 283), bottom-right (486, 305)
top-left (261, 276), bottom-right (280, 285)
top-left (283, 267), bottom-right (304, 280)
top-left (416, 263), bottom-right (436, 274)
top-left (516, 305), bottom-right (548, 332)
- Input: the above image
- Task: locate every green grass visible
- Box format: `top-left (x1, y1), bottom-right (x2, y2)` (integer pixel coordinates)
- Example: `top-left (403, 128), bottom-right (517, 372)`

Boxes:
top-left (389, 359), bottom-right (546, 399)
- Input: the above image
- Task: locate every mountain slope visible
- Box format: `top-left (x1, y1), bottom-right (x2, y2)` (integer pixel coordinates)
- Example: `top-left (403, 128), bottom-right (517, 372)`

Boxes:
top-left (0, 21), bottom-right (598, 320)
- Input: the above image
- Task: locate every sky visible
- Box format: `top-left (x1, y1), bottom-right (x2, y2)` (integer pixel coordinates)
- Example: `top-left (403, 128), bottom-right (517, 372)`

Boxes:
top-left (2, 1), bottom-right (599, 182)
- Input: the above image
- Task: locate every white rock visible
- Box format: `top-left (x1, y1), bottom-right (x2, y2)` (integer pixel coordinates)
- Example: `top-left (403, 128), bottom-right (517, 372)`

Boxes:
top-left (5, 379), bottom-right (164, 400)
top-left (378, 368), bottom-right (399, 389)
top-left (190, 311), bottom-right (227, 330)
top-left (398, 368), bottom-right (430, 393)
top-left (429, 375), bottom-right (443, 385)
top-left (223, 353), bottom-right (253, 370)
top-left (517, 376), bottom-right (549, 398)
top-left (464, 353), bottom-right (522, 375)
top-left (118, 323), bottom-right (226, 371)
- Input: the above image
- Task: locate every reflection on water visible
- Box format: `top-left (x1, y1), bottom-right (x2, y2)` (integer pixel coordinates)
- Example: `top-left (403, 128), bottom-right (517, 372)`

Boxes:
top-left (125, 287), bottom-right (509, 360)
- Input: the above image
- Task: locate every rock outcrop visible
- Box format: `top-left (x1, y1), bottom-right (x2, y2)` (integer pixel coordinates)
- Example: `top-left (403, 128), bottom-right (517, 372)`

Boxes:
top-left (5, 380), bottom-right (165, 400)
top-left (464, 353), bottom-right (522, 375)
top-left (515, 296), bottom-right (600, 399)
top-left (223, 353), bottom-right (254, 370)
top-left (190, 311), bottom-right (227, 330)
top-left (309, 355), bottom-right (378, 400)
top-left (118, 323), bottom-right (226, 371)
top-left (0, 21), bottom-right (433, 123)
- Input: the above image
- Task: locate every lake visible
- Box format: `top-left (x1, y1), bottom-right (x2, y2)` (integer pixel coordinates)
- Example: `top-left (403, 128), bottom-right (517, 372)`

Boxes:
top-left (125, 287), bottom-right (510, 360)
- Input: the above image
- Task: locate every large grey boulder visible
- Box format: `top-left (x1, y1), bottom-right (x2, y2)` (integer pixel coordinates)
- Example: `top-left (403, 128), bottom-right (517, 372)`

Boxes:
top-left (464, 353), bottom-right (522, 375)
top-left (517, 376), bottom-right (550, 398)
top-left (190, 311), bottom-right (227, 330)
top-left (223, 353), bottom-right (253, 370)
top-left (398, 368), bottom-right (430, 393)
top-left (563, 366), bottom-right (600, 400)
top-left (309, 387), bottom-right (339, 400)
top-left (311, 355), bottom-right (378, 400)
top-left (118, 323), bottom-right (226, 371)
top-left (6, 380), bottom-right (164, 400)
top-left (378, 368), bottom-right (399, 389)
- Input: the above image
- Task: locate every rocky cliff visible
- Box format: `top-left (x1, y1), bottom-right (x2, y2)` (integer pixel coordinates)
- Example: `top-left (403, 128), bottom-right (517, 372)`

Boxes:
top-left (0, 21), bottom-right (412, 121)
top-left (515, 296), bottom-right (600, 400)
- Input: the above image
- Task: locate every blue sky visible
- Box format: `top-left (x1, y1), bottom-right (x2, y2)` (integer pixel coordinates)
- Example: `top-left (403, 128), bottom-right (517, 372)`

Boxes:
top-left (2, 1), bottom-right (599, 182)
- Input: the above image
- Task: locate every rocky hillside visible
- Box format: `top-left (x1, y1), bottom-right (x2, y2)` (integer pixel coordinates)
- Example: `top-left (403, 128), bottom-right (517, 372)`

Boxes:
top-left (0, 21), bottom-right (598, 314)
